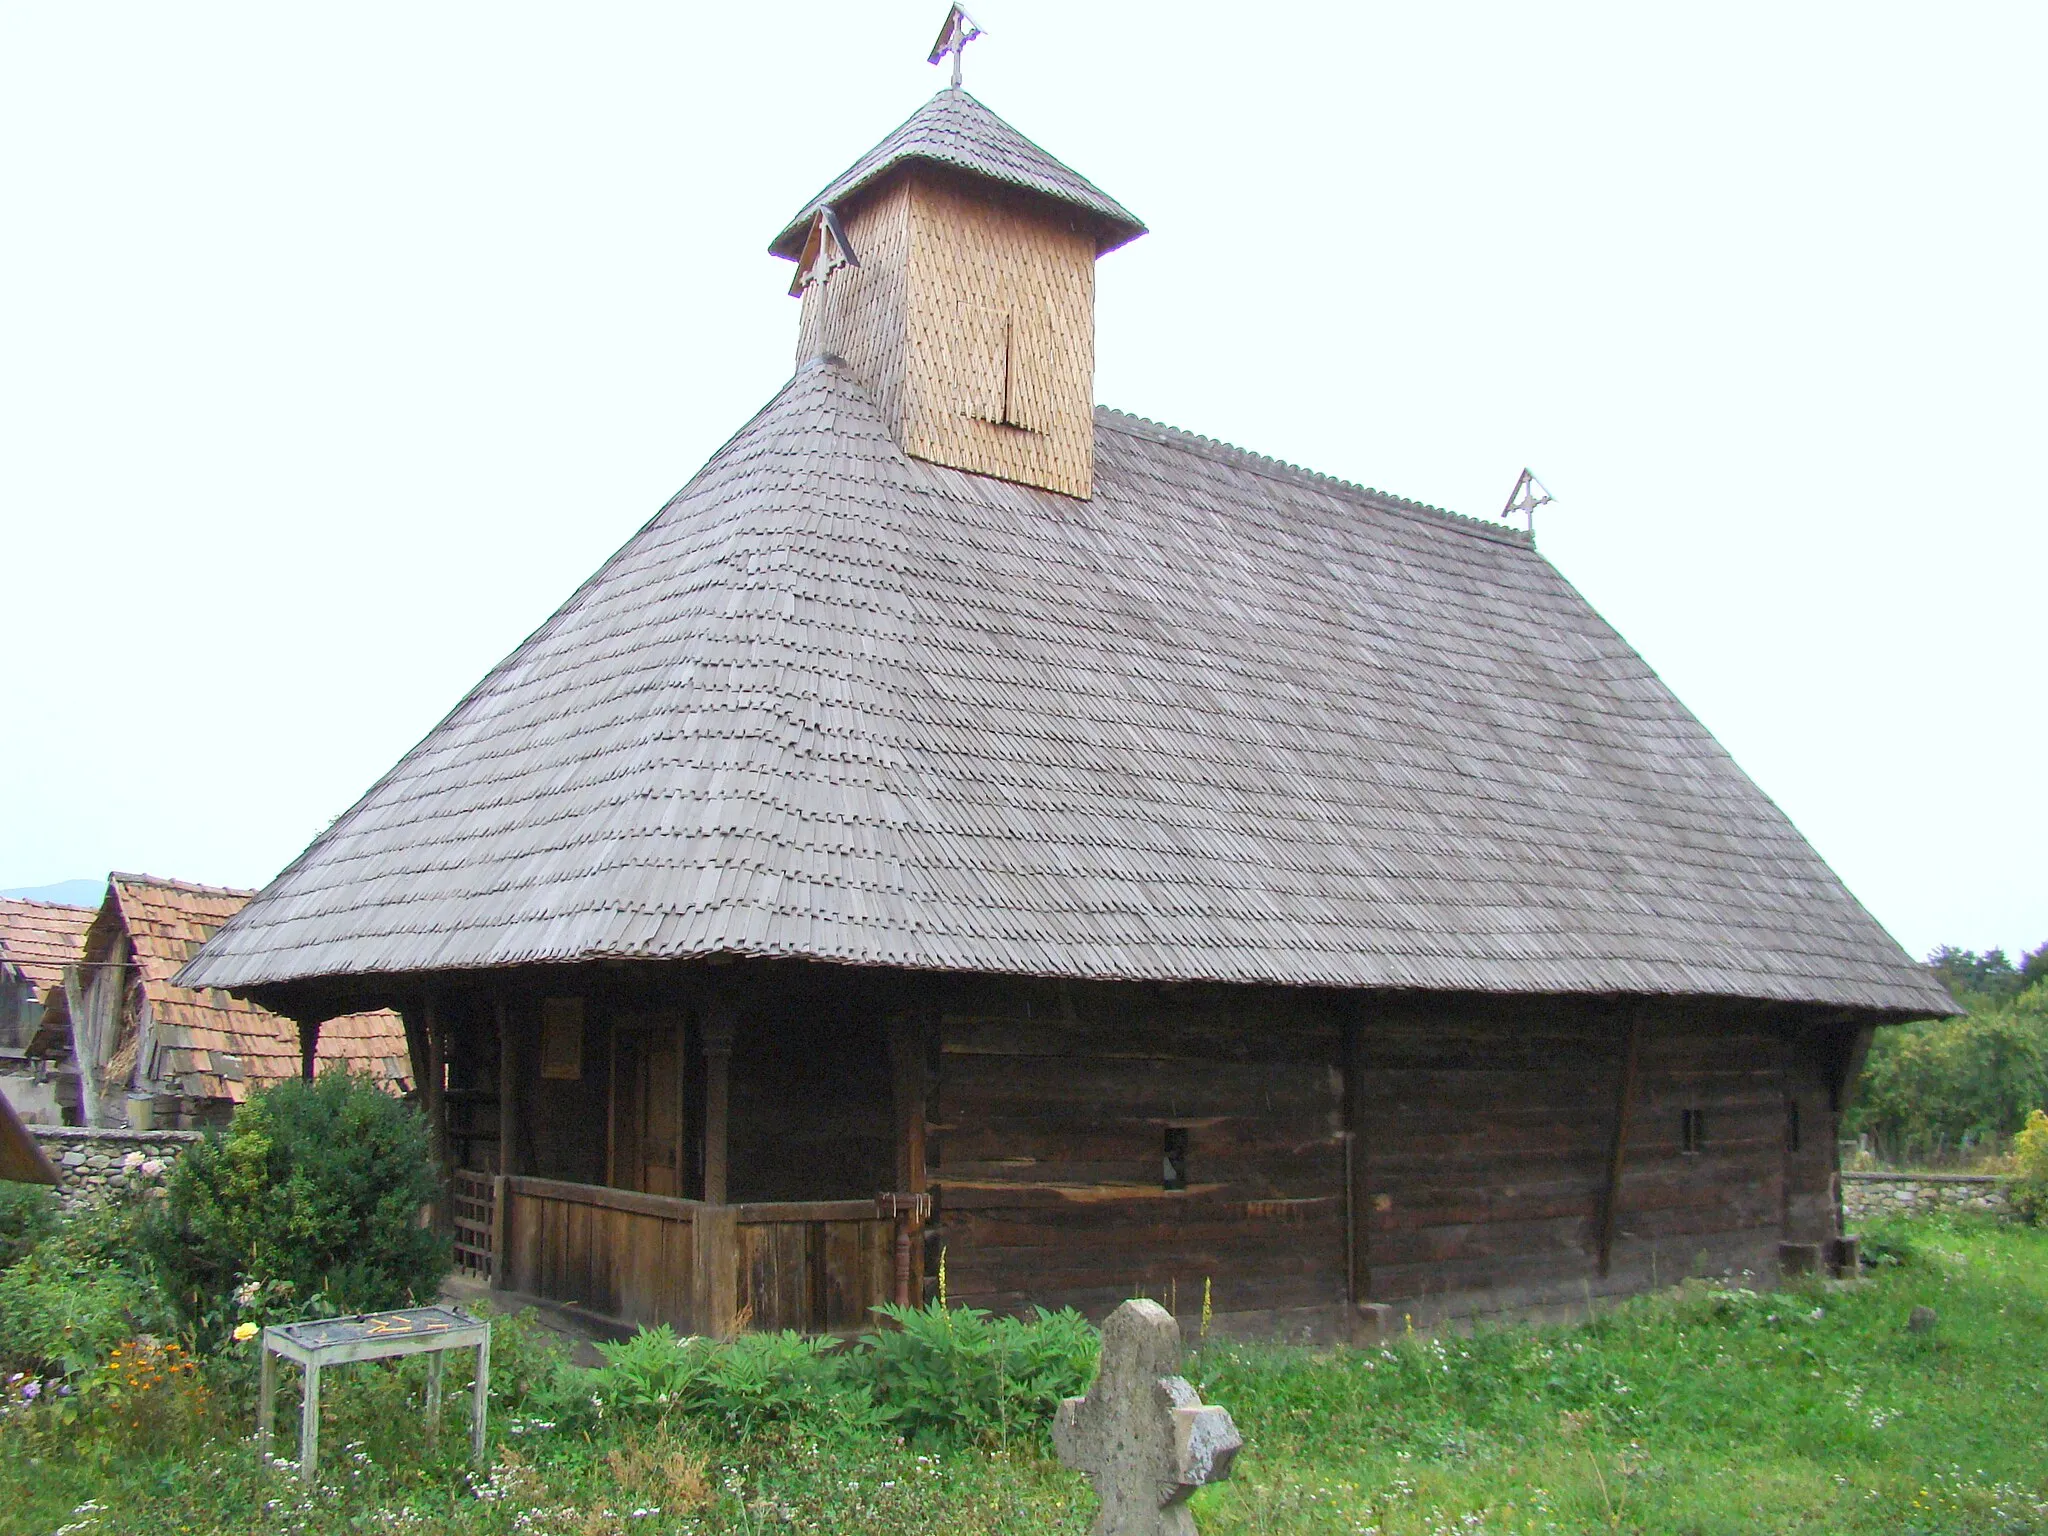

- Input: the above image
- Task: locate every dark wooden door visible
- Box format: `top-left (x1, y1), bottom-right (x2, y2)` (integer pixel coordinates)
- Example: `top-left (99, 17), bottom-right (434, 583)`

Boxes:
top-left (612, 1021), bottom-right (685, 1196)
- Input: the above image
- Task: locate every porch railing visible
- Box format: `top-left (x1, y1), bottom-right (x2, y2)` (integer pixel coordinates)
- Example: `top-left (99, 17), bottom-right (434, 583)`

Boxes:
top-left (495, 1176), bottom-right (926, 1336)
top-left (450, 1170), bottom-right (496, 1279)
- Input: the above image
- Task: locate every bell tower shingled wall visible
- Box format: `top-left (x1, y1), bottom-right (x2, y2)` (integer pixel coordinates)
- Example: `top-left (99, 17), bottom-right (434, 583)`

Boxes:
top-left (795, 167), bottom-right (1098, 499)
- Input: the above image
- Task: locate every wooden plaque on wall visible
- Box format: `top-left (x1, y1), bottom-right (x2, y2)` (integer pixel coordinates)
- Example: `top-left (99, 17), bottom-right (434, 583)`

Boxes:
top-left (539, 998), bottom-right (585, 1081)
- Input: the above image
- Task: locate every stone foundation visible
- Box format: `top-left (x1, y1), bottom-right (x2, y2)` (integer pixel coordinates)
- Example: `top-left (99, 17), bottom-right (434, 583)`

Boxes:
top-left (1841, 1172), bottom-right (2011, 1223)
top-left (26, 1126), bottom-right (201, 1209)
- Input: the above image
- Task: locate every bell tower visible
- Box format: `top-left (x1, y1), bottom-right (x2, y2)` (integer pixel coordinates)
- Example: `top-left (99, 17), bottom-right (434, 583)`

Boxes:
top-left (770, 88), bottom-right (1145, 500)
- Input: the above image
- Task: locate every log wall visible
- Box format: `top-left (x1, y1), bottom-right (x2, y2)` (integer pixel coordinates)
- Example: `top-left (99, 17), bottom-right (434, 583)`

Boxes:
top-left (931, 976), bottom-right (1347, 1336)
top-left (929, 981), bottom-right (1846, 1334)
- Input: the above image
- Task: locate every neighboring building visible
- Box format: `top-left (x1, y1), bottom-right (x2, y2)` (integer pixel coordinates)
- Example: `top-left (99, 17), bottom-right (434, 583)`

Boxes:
top-left (182, 83), bottom-right (1952, 1337)
top-left (48, 874), bottom-right (409, 1128)
top-left (0, 897), bottom-right (95, 1124)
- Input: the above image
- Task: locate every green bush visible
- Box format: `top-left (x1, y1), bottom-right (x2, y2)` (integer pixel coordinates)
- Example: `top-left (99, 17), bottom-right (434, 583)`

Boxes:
top-left (0, 1182), bottom-right (59, 1268)
top-left (143, 1070), bottom-right (447, 1347)
top-left (858, 1302), bottom-right (1098, 1447)
top-left (2010, 1108), bottom-right (2048, 1223)
top-left (582, 1326), bottom-right (880, 1441)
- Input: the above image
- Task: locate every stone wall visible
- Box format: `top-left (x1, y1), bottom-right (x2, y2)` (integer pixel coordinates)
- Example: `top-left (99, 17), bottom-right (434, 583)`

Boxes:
top-left (27, 1127), bottom-right (201, 1209)
top-left (1842, 1171), bottom-right (2011, 1223)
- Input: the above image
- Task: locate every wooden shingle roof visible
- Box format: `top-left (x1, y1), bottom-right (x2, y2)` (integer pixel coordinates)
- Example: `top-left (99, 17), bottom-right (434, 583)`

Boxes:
top-left (181, 361), bottom-right (1949, 1016)
top-left (0, 897), bottom-right (94, 1000)
top-left (768, 88), bottom-right (1146, 260)
top-left (100, 874), bottom-right (410, 1100)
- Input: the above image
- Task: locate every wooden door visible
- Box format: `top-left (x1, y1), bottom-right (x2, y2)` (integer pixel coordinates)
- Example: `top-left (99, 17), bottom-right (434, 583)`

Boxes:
top-left (610, 1019), bottom-right (685, 1196)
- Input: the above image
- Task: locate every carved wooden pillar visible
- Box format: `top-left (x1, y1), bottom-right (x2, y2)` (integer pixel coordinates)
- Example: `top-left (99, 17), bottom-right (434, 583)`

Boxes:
top-left (700, 997), bottom-right (736, 1206)
top-left (889, 1010), bottom-right (931, 1307)
top-left (694, 993), bottom-right (740, 1337)
top-left (495, 995), bottom-right (520, 1178)
top-left (423, 994), bottom-right (450, 1231)
top-left (298, 1018), bottom-right (321, 1082)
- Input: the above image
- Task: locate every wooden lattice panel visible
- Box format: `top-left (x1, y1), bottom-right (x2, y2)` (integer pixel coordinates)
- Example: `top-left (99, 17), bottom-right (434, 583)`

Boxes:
top-left (450, 1169), bottom-right (494, 1278)
top-left (795, 169), bottom-right (1097, 499)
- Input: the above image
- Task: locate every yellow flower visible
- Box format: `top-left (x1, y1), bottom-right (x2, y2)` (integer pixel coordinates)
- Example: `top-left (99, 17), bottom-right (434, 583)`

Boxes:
top-left (233, 1323), bottom-right (260, 1343)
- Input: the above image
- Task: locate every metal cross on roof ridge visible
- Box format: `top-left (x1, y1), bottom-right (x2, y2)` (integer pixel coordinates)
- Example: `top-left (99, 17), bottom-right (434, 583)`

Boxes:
top-left (927, 4), bottom-right (984, 90)
top-left (1502, 467), bottom-right (1553, 537)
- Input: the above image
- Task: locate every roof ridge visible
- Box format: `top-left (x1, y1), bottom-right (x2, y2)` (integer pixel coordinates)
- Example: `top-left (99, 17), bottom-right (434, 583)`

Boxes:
top-left (1094, 406), bottom-right (1531, 548)
top-left (0, 895), bottom-right (96, 914)
top-left (110, 872), bottom-right (255, 900)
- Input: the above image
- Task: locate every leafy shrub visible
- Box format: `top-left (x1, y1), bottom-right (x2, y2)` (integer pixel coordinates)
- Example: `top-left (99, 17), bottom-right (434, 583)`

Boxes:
top-left (143, 1070), bottom-right (447, 1347)
top-left (577, 1303), bottom-right (1099, 1447)
top-left (2009, 1108), bottom-right (2048, 1223)
top-left (0, 1198), bottom-right (172, 1380)
top-left (858, 1302), bottom-right (1098, 1447)
top-left (0, 1182), bottom-right (59, 1267)
top-left (583, 1326), bottom-right (879, 1441)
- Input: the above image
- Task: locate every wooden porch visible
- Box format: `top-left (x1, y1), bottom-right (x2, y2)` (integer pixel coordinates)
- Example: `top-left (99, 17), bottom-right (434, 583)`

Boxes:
top-left (487, 1176), bottom-right (925, 1336)
top-left (419, 975), bottom-right (934, 1339)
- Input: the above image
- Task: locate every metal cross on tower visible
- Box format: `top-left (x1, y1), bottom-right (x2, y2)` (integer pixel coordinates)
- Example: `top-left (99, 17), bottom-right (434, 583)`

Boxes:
top-left (1501, 468), bottom-right (1554, 537)
top-left (928, 4), bottom-right (985, 89)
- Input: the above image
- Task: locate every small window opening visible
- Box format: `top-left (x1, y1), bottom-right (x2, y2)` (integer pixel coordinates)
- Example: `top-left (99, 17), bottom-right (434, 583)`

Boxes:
top-left (1785, 1099), bottom-right (1801, 1154)
top-left (1163, 1127), bottom-right (1189, 1191)
top-left (1681, 1108), bottom-right (1706, 1155)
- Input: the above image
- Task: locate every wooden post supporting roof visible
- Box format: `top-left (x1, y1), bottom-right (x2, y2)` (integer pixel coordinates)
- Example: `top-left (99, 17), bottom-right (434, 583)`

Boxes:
top-left (495, 996), bottom-right (520, 1179)
top-left (423, 995), bottom-right (449, 1232)
top-left (700, 997), bottom-right (736, 1206)
top-left (1341, 1009), bottom-right (1363, 1306)
top-left (889, 1012), bottom-right (930, 1306)
top-left (298, 1018), bottom-right (321, 1082)
top-left (1596, 1008), bottom-right (1646, 1278)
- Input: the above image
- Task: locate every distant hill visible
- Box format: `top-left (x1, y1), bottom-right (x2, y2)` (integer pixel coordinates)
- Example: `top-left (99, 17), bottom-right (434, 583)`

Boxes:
top-left (0, 880), bottom-right (105, 909)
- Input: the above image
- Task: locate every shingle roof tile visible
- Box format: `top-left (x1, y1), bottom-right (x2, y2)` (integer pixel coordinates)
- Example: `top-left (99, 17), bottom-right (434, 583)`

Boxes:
top-left (769, 88), bottom-right (1145, 259)
top-left (181, 362), bottom-right (1948, 1015)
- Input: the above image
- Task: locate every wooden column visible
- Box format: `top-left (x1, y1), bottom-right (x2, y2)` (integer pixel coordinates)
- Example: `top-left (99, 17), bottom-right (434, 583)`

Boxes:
top-left (298, 1019), bottom-right (322, 1082)
top-left (495, 996), bottom-right (520, 1179)
top-left (695, 993), bottom-right (739, 1337)
top-left (889, 1011), bottom-right (931, 1307)
top-left (700, 998), bottom-right (736, 1205)
top-left (1341, 1009), bottom-right (1363, 1305)
top-left (423, 995), bottom-right (450, 1232)
top-left (1596, 1008), bottom-right (1646, 1278)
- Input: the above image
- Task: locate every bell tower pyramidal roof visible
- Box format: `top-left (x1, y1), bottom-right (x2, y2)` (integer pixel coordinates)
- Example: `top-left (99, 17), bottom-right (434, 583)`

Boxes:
top-left (771, 89), bottom-right (1145, 499)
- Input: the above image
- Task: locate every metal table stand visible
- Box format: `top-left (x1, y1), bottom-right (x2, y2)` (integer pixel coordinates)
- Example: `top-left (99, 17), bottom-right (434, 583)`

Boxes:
top-left (256, 1305), bottom-right (490, 1481)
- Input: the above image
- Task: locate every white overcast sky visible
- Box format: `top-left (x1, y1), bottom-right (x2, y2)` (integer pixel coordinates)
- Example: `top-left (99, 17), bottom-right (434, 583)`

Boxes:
top-left (2, 2), bottom-right (2042, 961)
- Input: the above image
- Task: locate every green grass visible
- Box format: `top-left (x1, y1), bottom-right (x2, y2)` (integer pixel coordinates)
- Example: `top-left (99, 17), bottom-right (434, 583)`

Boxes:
top-left (4, 1213), bottom-right (2047, 1535)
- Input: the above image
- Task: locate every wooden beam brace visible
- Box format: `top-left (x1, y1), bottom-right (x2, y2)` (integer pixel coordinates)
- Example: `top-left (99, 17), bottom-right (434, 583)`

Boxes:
top-left (1596, 1007), bottom-right (1645, 1278)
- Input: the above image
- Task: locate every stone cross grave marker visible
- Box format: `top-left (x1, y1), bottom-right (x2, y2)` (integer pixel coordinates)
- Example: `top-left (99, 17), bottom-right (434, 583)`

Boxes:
top-left (1054, 1298), bottom-right (1242, 1536)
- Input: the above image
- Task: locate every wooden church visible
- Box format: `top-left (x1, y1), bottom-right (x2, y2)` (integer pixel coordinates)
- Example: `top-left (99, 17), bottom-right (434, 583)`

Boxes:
top-left (181, 50), bottom-right (1951, 1340)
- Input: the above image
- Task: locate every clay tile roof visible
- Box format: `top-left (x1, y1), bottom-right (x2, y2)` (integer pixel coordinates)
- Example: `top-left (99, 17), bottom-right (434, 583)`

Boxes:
top-left (105, 874), bottom-right (411, 1101)
top-left (769, 88), bottom-right (1146, 260)
top-left (179, 361), bottom-right (1954, 1018)
top-left (0, 897), bottom-right (96, 999)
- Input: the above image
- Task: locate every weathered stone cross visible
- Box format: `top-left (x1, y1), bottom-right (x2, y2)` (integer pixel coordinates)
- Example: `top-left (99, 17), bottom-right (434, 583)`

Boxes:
top-left (1054, 1299), bottom-right (1242, 1536)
